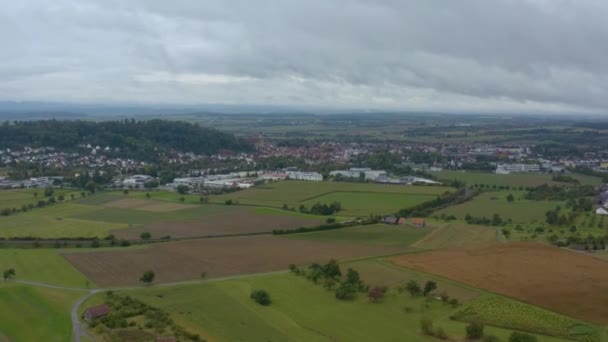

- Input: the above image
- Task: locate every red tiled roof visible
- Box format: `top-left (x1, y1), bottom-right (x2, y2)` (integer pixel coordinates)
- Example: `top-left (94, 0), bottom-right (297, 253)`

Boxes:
top-left (85, 304), bottom-right (110, 319)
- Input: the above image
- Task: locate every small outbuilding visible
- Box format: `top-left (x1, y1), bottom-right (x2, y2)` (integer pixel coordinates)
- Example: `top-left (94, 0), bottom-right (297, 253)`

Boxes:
top-left (383, 216), bottom-right (398, 224)
top-left (397, 217), bottom-right (407, 225)
top-left (410, 218), bottom-right (426, 227)
top-left (83, 304), bottom-right (111, 321)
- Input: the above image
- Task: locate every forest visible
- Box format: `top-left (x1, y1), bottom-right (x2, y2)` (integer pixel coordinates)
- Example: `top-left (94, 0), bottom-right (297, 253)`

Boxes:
top-left (0, 119), bottom-right (252, 161)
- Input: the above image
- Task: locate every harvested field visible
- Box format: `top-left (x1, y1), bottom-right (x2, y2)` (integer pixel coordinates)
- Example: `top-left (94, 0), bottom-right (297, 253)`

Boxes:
top-left (391, 242), bottom-right (608, 325)
top-left (111, 207), bottom-right (324, 239)
top-left (103, 198), bottom-right (196, 212)
top-left (63, 235), bottom-right (404, 287)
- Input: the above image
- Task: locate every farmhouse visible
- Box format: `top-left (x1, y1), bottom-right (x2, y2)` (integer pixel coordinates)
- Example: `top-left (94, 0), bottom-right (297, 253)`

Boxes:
top-left (83, 304), bottom-right (111, 321)
top-left (410, 218), bottom-right (426, 227)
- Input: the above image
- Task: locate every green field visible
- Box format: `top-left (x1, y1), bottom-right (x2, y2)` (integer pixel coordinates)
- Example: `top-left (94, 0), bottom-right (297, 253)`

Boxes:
top-left (0, 249), bottom-right (91, 287)
top-left (434, 171), bottom-right (602, 187)
top-left (287, 224), bottom-right (429, 248)
top-left (0, 283), bottom-right (84, 342)
top-left (412, 221), bottom-right (498, 249)
top-left (301, 191), bottom-right (436, 217)
top-left (435, 191), bottom-right (561, 224)
top-left (0, 188), bottom-right (82, 211)
top-left (209, 181), bottom-right (453, 216)
top-left (453, 295), bottom-right (602, 341)
top-left (111, 272), bottom-right (568, 342)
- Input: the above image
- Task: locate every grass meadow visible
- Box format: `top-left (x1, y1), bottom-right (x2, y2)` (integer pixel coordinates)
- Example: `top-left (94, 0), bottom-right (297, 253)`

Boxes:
top-left (434, 171), bottom-right (602, 187)
top-left (0, 283), bottom-right (84, 342)
top-left (115, 271), bottom-right (571, 342)
top-left (435, 191), bottom-right (562, 224)
top-left (0, 249), bottom-right (92, 287)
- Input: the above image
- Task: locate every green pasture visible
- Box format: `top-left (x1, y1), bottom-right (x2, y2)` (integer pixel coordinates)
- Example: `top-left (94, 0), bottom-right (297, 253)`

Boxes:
top-left (116, 272), bottom-right (569, 342)
top-left (0, 188), bottom-right (82, 211)
top-left (0, 283), bottom-right (83, 342)
top-left (435, 191), bottom-right (561, 224)
top-left (286, 224), bottom-right (429, 248)
top-left (0, 249), bottom-right (91, 287)
top-left (434, 171), bottom-right (601, 187)
top-left (209, 180), bottom-right (452, 215)
top-left (301, 191), bottom-right (436, 217)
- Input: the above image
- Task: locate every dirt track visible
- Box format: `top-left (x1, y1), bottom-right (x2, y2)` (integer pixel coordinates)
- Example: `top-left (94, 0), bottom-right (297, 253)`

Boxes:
top-left (391, 242), bottom-right (608, 325)
top-left (63, 235), bottom-right (404, 287)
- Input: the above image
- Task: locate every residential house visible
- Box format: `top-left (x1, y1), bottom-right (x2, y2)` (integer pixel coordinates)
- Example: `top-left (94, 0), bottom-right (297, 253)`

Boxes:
top-left (397, 217), bottom-right (407, 225)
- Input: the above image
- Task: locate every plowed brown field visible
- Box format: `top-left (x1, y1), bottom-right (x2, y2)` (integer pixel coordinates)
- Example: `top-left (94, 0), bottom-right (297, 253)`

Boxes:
top-left (391, 242), bottom-right (608, 325)
top-left (64, 235), bottom-right (404, 287)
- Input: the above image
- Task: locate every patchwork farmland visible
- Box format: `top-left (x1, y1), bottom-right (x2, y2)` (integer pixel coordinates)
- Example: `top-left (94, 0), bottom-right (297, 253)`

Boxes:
top-left (391, 242), bottom-right (608, 325)
top-left (62, 234), bottom-right (409, 286)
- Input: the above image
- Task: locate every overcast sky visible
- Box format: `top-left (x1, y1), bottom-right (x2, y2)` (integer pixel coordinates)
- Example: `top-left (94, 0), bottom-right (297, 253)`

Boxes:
top-left (2, 0), bottom-right (608, 114)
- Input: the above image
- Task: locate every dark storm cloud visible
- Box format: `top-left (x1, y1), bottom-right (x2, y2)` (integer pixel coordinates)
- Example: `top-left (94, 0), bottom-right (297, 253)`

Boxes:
top-left (1, 0), bottom-right (608, 113)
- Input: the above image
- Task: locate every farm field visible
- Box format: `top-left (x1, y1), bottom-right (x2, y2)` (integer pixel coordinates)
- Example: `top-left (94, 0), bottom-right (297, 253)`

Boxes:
top-left (411, 222), bottom-right (498, 249)
top-left (341, 258), bottom-right (480, 302)
top-left (0, 192), bottom-right (327, 239)
top-left (209, 181), bottom-right (453, 214)
top-left (0, 249), bottom-right (92, 287)
top-left (435, 191), bottom-right (561, 223)
top-left (0, 283), bottom-right (84, 342)
top-left (286, 224), bottom-right (429, 248)
top-left (453, 294), bottom-right (601, 341)
top-left (111, 206), bottom-right (324, 240)
top-left (434, 171), bottom-right (602, 187)
top-left (300, 191), bottom-right (435, 217)
top-left (62, 235), bottom-right (409, 287)
top-left (0, 188), bottom-right (82, 211)
top-left (112, 272), bottom-right (565, 342)
top-left (391, 242), bottom-right (608, 325)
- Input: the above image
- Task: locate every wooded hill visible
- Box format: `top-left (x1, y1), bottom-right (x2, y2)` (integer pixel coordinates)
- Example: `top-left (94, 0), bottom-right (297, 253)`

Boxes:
top-left (0, 119), bottom-right (252, 161)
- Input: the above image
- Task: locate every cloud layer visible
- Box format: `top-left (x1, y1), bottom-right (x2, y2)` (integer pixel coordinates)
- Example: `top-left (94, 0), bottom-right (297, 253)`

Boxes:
top-left (1, 0), bottom-right (608, 113)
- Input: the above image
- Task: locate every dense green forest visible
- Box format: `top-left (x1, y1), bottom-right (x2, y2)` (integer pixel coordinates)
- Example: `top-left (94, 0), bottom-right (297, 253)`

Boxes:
top-left (0, 120), bottom-right (252, 160)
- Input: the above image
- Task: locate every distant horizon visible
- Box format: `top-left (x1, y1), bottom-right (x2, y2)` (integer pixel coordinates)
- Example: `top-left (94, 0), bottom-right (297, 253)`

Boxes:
top-left (4, 1), bottom-right (608, 115)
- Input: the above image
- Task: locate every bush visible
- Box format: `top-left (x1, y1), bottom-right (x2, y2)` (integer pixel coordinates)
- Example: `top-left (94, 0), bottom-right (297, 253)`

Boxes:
top-left (405, 280), bottom-right (421, 296)
top-left (250, 289), bottom-right (271, 306)
top-left (435, 327), bottom-right (448, 340)
top-left (420, 318), bottom-right (434, 336)
top-left (509, 332), bottom-right (538, 342)
top-left (466, 321), bottom-right (484, 339)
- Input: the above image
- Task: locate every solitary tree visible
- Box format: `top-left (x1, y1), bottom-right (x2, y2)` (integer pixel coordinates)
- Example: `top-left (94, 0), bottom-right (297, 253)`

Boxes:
top-left (405, 280), bottom-right (422, 296)
top-left (367, 286), bottom-right (388, 302)
top-left (465, 321), bottom-right (484, 339)
top-left (140, 270), bottom-right (155, 285)
top-left (140, 232), bottom-right (152, 240)
top-left (176, 185), bottom-right (190, 194)
top-left (506, 193), bottom-right (515, 202)
top-left (423, 280), bottom-right (437, 296)
top-left (250, 289), bottom-right (271, 306)
top-left (123, 189), bottom-right (129, 195)
top-left (44, 186), bottom-right (54, 197)
top-left (145, 193), bottom-right (151, 199)
top-left (3, 268), bottom-right (15, 280)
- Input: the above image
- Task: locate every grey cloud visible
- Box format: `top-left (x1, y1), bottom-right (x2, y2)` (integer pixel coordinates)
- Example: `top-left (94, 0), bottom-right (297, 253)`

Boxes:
top-left (1, 0), bottom-right (608, 113)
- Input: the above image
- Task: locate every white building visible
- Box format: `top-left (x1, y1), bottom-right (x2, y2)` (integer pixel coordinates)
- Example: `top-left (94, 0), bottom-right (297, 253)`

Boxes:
top-left (123, 175), bottom-right (152, 186)
top-left (596, 207), bottom-right (608, 215)
top-left (495, 164), bottom-right (540, 174)
top-left (286, 171), bottom-right (323, 181)
top-left (329, 168), bottom-right (387, 181)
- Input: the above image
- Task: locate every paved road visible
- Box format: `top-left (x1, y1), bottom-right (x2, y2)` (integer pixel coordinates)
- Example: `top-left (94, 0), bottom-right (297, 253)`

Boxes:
top-left (71, 290), bottom-right (100, 342)
top-left (10, 270), bottom-right (288, 342)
